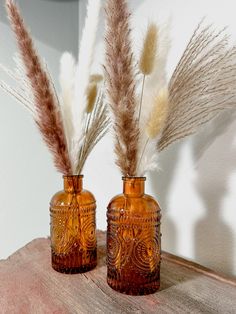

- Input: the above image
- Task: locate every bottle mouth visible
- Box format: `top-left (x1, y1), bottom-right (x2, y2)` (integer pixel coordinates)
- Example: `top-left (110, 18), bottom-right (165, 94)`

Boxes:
top-left (122, 176), bottom-right (146, 181)
top-left (122, 176), bottom-right (145, 196)
top-left (63, 174), bottom-right (84, 179)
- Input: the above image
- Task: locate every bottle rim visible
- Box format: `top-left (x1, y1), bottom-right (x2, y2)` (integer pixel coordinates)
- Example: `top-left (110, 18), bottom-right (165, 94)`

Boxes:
top-left (122, 176), bottom-right (146, 181)
top-left (63, 174), bottom-right (84, 179)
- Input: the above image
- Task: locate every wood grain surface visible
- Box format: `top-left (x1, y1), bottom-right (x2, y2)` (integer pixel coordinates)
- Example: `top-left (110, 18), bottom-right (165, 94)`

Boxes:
top-left (0, 231), bottom-right (235, 314)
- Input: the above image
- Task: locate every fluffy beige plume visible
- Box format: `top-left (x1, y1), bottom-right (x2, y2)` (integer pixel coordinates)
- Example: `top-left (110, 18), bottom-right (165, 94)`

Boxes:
top-left (139, 23), bottom-right (158, 75)
top-left (86, 83), bottom-right (98, 113)
top-left (138, 23), bottom-right (159, 122)
top-left (146, 88), bottom-right (169, 139)
top-left (90, 74), bottom-right (103, 83)
top-left (59, 52), bottom-right (76, 151)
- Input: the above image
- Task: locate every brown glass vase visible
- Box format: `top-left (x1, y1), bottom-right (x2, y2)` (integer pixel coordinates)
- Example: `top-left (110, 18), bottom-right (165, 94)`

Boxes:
top-left (107, 177), bottom-right (161, 295)
top-left (50, 175), bottom-right (97, 274)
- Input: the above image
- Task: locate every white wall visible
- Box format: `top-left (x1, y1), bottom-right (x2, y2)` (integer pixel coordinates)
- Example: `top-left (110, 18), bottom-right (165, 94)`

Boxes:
top-left (0, 0), bottom-right (235, 278)
top-left (0, 0), bottom-right (78, 258)
top-left (131, 0), bottom-right (236, 277)
top-left (81, 0), bottom-right (236, 277)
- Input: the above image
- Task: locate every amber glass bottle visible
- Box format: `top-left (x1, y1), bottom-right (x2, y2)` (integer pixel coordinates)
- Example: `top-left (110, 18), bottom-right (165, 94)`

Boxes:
top-left (107, 177), bottom-right (161, 295)
top-left (50, 175), bottom-right (97, 274)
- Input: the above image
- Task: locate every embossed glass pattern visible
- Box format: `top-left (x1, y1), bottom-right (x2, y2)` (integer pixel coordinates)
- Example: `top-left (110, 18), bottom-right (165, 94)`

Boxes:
top-left (50, 175), bottom-right (97, 274)
top-left (107, 177), bottom-right (161, 295)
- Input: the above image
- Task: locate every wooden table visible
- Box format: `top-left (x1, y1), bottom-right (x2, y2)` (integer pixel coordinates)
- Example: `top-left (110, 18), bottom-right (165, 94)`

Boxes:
top-left (0, 231), bottom-right (235, 313)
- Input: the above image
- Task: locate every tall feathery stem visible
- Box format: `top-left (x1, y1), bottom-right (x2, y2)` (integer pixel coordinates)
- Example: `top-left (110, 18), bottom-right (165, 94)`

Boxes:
top-left (6, 0), bottom-right (72, 175)
top-left (104, 0), bottom-right (139, 176)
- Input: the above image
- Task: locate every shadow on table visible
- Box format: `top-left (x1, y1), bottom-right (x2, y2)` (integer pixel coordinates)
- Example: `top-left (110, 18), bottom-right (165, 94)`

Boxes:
top-left (96, 231), bottom-right (200, 293)
top-left (159, 254), bottom-right (202, 292)
top-left (97, 231), bottom-right (106, 268)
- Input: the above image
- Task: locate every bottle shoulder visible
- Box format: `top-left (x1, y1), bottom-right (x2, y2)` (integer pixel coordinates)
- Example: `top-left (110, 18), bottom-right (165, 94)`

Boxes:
top-left (108, 193), bottom-right (160, 211)
top-left (108, 193), bottom-right (124, 207)
top-left (50, 189), bottom-right (96, 207)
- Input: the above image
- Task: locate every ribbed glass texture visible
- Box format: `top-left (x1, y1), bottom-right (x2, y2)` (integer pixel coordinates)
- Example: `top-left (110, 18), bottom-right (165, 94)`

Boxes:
top-left (50, 175), bottom-right (97, 274)
top-left (107, 177), bottom-right (161, 295)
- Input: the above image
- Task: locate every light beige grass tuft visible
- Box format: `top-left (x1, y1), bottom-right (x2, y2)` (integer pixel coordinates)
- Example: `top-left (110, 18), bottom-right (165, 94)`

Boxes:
top-left (139, 23), bottom-right (158, 75)
top-left (86, 83), bottom-right (98, 113)
top-left (90, 74), bottom-right (103, 83)
top-left (146, 88), bottom-right (169, 139)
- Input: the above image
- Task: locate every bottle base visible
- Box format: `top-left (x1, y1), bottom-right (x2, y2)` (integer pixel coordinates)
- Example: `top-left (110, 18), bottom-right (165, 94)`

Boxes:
top-left (52, 263), bottom-right (97, 274)
top-left (107, 277), bottom-right (160, 296)
top-left (51, 249), bottom-right (97, 274)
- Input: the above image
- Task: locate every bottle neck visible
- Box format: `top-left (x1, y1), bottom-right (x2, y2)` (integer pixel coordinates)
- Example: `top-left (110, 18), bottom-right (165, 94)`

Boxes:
top-left (123, 177), bottom-right (146, 197)
top-left (64, 175), bottom-right (83, 193)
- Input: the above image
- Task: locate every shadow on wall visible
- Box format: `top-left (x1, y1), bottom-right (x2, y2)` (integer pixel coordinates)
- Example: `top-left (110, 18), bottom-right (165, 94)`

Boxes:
top-left (0, 0), bottom-right (78, 55)
top-left (150, 142), bottom-right (183, 254)
top-left (192, 110), bottom-right (236, 275)
top-left (150, 109), bottom-right (236, 275)
top-left (129, 0), bottom-right (144, 11)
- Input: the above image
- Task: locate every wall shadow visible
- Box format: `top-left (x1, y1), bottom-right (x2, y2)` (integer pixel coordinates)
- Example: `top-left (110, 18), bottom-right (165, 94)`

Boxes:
top-left (0, 0), bottom-right (78, 55)
top-left (192, 110), bottom-right (236, 275)
top-left (150, 142), bottom-right (183, 253)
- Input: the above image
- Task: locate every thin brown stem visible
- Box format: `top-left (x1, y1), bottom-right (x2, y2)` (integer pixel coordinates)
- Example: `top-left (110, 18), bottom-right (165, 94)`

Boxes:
top-left (138, 75), bottom-right (146, 123)
top-left (137, 138), bottom-right (149, 174)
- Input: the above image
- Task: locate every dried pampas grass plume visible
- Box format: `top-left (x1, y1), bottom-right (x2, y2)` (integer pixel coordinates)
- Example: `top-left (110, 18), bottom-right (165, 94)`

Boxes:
top-left (158, 22), bottom-right (236, 151)
top-left (139, 23), bottom-right (158, 75)
top-left (104, 0), bottom-right (139, 176)
top-left (76, 92), bottom-right (110, 174)
top-left (146, 88), bottom-right (169, 139)
top-left (0, 57), bottom-right (36, 116)
top-left (1, 0), bottom-right (108, 177)
top-left (6, 0), bottom-right (72, 175)
top-left (86, 82), bottom-right (98, 113)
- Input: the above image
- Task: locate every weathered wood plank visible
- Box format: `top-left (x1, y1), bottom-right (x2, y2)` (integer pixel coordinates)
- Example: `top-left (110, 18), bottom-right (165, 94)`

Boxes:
top-left (0, 231), bottom-right (235, 314)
